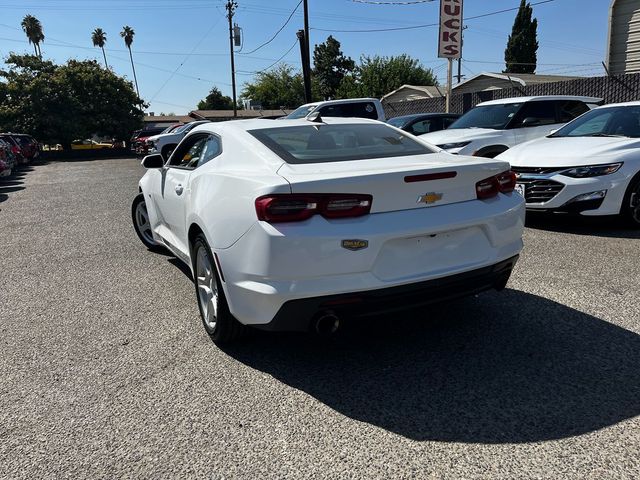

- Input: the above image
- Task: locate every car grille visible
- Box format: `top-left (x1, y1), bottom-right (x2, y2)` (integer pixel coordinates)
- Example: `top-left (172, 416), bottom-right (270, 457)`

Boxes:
top-left (511, 166), bottom-right (567, 175)
top-left (516, 178), bottom-right (565, 203)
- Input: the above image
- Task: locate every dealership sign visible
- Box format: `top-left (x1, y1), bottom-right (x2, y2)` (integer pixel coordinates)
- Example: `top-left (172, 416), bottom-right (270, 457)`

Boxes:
top-left (438, 0), bottom-right (463, 59)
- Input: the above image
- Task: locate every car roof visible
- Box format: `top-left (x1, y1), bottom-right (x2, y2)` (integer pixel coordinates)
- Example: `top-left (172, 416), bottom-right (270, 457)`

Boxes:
top-left (191, 116), bottom-right (384, 135)
top-left (595, 100), bottom-right (640, 109)
top-left (296, 98), bottom-right (380, 109)
top-left (478, 95), bottom-right (603, 106)
top-left (390, 113), bottom-right (460, 121)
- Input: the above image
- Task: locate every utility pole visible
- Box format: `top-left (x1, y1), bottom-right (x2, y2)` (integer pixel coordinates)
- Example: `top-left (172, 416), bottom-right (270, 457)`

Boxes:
top-left (226, 0), bottom-right (238, 118)
top-left (454, 26), bottom-right (468, 84)
top-left (297, 30), bottom-right (312, 103)
top-left (301, 0), bottom-right (312, 103)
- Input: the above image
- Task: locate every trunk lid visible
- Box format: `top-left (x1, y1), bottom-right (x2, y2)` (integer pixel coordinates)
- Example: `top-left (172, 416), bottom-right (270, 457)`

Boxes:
top-left (276, 154), bottom-right (509, 214)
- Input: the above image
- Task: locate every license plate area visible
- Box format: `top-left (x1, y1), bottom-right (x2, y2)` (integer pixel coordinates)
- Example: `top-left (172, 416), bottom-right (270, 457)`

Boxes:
top-left (372, 227), bottom-right (492, 281)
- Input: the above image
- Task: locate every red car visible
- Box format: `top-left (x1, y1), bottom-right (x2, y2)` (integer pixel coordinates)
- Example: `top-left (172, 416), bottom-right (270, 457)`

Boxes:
top-left (0, 134), bottom-right (28, 165)
top-left (12, 134), bottom-right (40, 161)
top-left (131, 126), bottom-right (175, 156)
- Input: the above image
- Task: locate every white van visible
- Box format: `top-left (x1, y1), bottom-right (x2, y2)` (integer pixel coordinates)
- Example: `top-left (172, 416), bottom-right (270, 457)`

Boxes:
top-left (285, 98), bottom-right (386, 122)
top-left (420, 96), bottom-right (602, 158)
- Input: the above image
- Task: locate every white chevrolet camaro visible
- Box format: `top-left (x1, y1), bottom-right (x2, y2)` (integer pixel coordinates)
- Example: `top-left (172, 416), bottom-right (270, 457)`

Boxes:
top-left (498, 101), bottom-right (640, 226)
top-left (132, 117), bottom-right (525, 343)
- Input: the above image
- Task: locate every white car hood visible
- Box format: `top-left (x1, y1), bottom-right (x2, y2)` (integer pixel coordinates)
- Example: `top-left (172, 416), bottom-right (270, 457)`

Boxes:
top-left (420, 128), bottom-right (503, 146)
top-left (146, 134), bottom-right (163, 142)
top-left (499, 136), bottom-right (640, 167)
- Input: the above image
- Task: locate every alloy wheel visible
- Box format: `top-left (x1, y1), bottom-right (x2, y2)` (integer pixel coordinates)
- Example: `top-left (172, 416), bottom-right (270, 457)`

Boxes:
top-left (196, 246), bottom-right (219, 332)
top-left (134, 201), bottom-right (155, 245)
top-left (630, 184), bottom-right (640, 225)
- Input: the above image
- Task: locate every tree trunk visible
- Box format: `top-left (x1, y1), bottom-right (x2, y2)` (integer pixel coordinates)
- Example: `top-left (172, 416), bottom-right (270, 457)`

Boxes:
top-left (102, 47), bottom-right (109, 69)
top-left (128, 47), bottom-right (140, 98)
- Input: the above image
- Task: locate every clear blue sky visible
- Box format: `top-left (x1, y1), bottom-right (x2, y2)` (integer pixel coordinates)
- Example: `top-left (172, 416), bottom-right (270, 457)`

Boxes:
top-left (0, 0), bottom-right (610, 114)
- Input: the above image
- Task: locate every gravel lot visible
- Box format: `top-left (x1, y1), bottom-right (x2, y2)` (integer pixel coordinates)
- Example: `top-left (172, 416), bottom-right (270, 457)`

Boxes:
top-left (1, 158), bottom-right (639, 479)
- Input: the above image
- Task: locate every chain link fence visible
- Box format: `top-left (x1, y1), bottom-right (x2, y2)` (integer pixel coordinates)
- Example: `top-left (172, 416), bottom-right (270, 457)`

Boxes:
top-left (383, 73), bottom-right (640, 119)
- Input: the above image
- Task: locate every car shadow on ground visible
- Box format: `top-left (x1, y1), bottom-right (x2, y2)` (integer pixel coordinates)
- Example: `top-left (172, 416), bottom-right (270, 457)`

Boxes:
top-left (221, 289), bottom-right (640, 444)
top-left (525, 212), bottom-right (640, 239)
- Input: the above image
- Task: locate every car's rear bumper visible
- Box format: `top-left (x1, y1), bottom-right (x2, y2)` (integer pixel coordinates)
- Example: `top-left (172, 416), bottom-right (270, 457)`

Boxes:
top-left (216, 193), bottom-right (525, 327)
top-left (256, 255), bottom-right (518, 332)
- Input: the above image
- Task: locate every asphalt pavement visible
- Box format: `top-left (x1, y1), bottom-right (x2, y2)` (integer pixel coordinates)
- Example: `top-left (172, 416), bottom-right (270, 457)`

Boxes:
top-left (1, 158), bottom-right (639, 479)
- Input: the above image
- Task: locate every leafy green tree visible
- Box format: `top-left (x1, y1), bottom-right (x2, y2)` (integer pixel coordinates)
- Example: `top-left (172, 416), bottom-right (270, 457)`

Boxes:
top-left (197, 86), bottom-right (235, 110)
top-left (91, 28), bottom-right (108, 69)
top-left (504, 0), bottom-right (539, 74)
top-left (337, 54), bottom-right (437, 99)
top-left (240, 65), bottom-right (305, 109)
top-left (0, 54), bottom-right (144, 149)
top-left (313, 36), bottom-right (355, 100)
top-left (120, 26), bottom-right (140, 97)
top-left (21, 14), bottom-right (45, 58)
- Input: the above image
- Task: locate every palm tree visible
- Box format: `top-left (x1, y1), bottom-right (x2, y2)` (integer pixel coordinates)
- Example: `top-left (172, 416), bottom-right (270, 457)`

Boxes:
top-left (91, 28), bottom-right (108, 69)
top-left (21, 14), bottom-right (45, 58)
top-left (120, 26), bottom-right (140, 97)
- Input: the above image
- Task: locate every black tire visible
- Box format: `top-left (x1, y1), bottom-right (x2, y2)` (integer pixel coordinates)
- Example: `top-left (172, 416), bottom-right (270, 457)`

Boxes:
top-left (192, 234), bottom-right (245, 344)
top-left (621, 176), bottom-right (640, 228)
top-left (131, 193), bottom-right (165, 252)
top-left (161, 144), bottom-right (176, 161)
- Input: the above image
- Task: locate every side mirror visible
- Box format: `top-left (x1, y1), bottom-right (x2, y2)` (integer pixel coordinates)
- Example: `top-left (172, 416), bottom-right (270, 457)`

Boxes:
top-left (141, 153), bottom-right (164, 169)
top-left (521, 117), bottom-right (541, 127)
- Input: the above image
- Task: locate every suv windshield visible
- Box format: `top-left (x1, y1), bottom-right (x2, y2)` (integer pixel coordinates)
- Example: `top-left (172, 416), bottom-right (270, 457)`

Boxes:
top-left (449, 103), bottom-right (522, 130)
top-left (551, 106), bottom-right (640, 138)
top-left (286, 105), bottom-right (317, 119)
top-left (249, 123), bottom-right (434, 164)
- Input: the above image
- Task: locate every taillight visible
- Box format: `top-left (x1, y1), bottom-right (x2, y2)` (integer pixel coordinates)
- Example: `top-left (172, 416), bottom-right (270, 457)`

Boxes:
top-left (255, 194), bottom-right (372, 223)
top-left (476, 170), bottom-right (517, 199)
top-left (11, 145), bottom-right (20, 154)
top-left (496, 171), bottom-right (516, 193)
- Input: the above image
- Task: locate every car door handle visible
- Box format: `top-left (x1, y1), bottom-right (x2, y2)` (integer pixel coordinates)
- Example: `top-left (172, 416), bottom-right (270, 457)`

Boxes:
top-left (175, 184), bottom-right (184, 196)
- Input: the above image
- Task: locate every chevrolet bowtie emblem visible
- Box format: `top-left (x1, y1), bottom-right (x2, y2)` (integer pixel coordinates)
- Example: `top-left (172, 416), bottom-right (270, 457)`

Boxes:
top-left (417, 192), bottom-right (443, 205)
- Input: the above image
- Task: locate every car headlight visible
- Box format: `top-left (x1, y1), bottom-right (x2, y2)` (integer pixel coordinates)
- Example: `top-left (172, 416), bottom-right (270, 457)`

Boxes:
top-left (561, 163), bottom-right (623, 178)
top-left (436, 141), bottom-right (472, 150)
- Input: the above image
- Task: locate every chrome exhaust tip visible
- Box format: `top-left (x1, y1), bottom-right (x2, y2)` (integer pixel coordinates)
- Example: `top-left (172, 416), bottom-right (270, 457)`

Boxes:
top-left (313, 311), bottom-right (340, 335)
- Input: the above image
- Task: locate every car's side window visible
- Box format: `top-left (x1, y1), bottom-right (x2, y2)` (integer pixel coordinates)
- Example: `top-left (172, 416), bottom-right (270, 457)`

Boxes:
top-left (511, 101), bottom-right (558, 128)
top-left (557, 101), bottom-right (589, 123)
top-left (168, 134), bottom-right (220, 169)
top-left (196, 136), bottom-right (222, 168)
top-left (443, 117), bottom-right (458, 128)
top-left (410, 120), bottom-right (434, 135)
top-left (168, 135), bottom-right (207, 169)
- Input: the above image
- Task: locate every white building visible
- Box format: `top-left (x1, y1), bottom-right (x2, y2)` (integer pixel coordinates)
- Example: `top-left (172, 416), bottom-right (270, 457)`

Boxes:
top-left (607, 0), bottom-right (640, 75)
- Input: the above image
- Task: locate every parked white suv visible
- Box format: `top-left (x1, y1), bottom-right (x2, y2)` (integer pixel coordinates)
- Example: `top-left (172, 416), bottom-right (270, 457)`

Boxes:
top-left (285, 98), bottom-right (386, 121)
top-left (149, 120), bottom-right (210, 159)
top-left (420, 96), bottom-right (602, 158)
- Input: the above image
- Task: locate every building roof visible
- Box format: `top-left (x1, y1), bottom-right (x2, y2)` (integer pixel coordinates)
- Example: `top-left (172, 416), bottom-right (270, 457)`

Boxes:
top-left (143, 115), bottom-right (193, 124)
top-left (381, 85), bottom-right (444, 103)
top-left (453, 72), bottom-right (581, 91)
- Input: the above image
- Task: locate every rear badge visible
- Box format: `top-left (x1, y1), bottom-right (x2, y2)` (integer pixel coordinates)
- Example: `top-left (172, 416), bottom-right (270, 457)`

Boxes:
top-left (342, 239), bottom-right (369, 251)
top-left (417, 192), bottom-right (443, 205)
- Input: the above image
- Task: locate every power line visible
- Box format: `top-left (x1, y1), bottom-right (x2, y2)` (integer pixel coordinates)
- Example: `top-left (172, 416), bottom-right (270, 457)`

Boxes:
top-left (312, 0), bottom-right (556, 33)
top-left (236, 38), bottom-right (299, 75)
top-left (239, 0), bottom-right (302, 55)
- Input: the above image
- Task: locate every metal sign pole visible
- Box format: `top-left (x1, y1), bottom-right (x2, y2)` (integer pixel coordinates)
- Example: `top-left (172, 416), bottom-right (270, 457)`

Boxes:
top-left (446, 58), bottom-right (453, 113)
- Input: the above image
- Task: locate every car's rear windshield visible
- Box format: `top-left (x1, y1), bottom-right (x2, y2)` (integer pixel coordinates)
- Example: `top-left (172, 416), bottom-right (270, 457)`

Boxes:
top-left (249, 123), bottom-right (435, 164)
